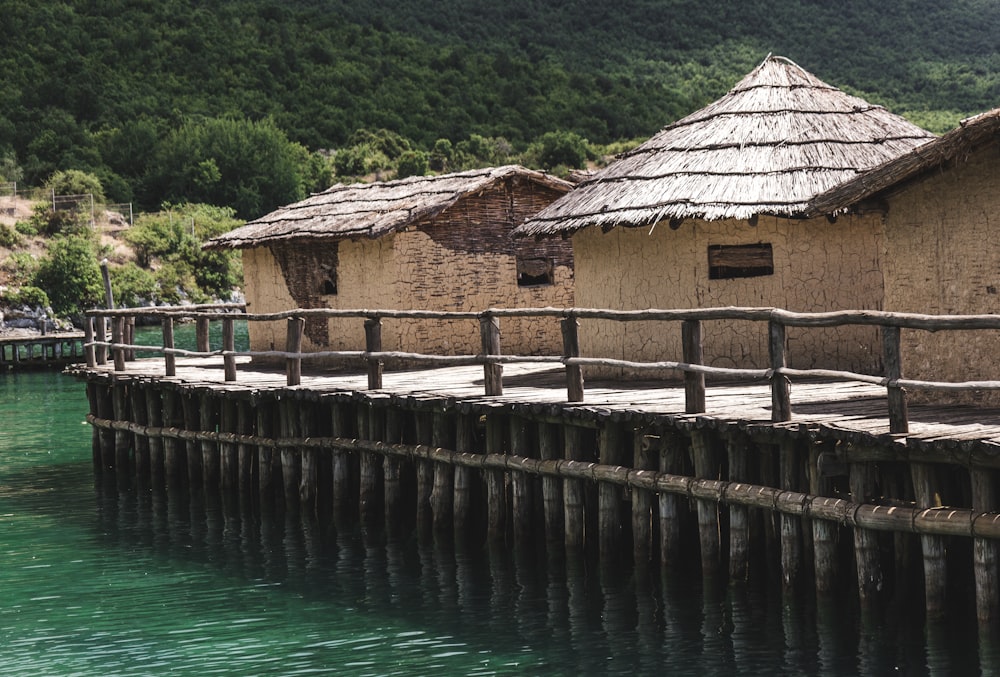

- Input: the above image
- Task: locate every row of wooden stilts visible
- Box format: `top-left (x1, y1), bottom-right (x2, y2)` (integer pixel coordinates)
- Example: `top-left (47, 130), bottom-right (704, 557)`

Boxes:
top-left (85, 375), bottom-right (1000, 626)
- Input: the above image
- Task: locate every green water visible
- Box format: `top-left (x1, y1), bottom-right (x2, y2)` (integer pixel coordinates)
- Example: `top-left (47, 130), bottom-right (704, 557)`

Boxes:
top-left (1, 368), bottom-right (998, 675)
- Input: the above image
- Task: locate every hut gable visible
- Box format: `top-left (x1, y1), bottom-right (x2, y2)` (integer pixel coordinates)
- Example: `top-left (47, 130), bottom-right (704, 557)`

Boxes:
top-left (514, 55), bottom-right (935, 238)
top-left (808, 108), bottom-right (1000, 216)
top-left (205, 165), bottom-right (572, 250)
top-left (216, 166), bottom-right (575, 358)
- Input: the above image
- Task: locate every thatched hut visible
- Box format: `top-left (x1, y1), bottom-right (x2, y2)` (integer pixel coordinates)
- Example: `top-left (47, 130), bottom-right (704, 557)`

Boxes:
top-left (207, 165), bottom-right (574, 358)
top-left (808, 108), bottom-right (1000, 397)
top-left (515, 55), bottom-right (935, 374)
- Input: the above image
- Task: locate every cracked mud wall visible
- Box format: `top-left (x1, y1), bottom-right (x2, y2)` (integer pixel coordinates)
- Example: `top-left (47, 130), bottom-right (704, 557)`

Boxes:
top-left (572, 214), bottom-right (886, 377)
top-left (882, 140), bottom-right (1000, 404)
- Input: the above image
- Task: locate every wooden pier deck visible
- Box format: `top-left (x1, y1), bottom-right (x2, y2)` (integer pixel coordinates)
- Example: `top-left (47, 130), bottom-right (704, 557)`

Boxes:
top-left (0, 331), bottom-right (86, 369)
top-left (78, 355), bottom-right (1000, 457)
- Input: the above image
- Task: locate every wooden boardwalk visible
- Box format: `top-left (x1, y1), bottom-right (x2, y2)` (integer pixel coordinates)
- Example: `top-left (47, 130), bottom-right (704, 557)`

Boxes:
top-left (77, 355), bottom-right (1000, 454)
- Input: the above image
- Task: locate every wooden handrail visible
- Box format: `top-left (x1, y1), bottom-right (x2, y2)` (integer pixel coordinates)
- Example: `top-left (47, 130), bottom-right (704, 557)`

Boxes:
top-left (81, 304), bottom-right (1000, 434)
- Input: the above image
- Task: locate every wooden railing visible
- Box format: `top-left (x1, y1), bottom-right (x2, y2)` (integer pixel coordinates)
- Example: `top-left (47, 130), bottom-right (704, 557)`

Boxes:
top-left (83, 305), bottom-right (1000, 432)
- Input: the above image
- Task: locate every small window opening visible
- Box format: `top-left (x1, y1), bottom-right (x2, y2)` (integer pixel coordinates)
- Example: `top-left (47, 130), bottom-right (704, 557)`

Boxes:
top-left (319, 263), bottom-right (337, 295)
top-left (517, 257), bottom-right (554, 286)
top-left (708, 243), bottom-right (774, 280)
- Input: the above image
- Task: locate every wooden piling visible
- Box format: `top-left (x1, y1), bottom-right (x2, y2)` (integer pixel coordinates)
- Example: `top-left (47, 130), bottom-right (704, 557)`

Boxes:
top-left (691, 429), bottom-right (720, 574)
top-left (356, 404), bottom-right (374, 519)
top-left (564, 424), bottom-right (585, 549)
top-left (780, 439), bottom-right (803, 587)
top-left (331, 400), bottom-right (352, 515)
top-left (414, 412), bottom-right (434, 530)
top-left (972, 468), bottom-right (1000, 622)
top-left (509, 416), bottom-right (532, 546)
top-left (431, 412), bottom-right (455, 532)
top-left (727, 432), bottom-right (750, 581)
top-left (538, 421), bottom-right (564, 543)
top-left (94, 382), bottom-right (114, 471)
top-left (452, 413), bottom-right (476, 537)
top-left (112, 381), bottom-right (131, 483)
top-left (199, 393), bottom-right (219, 491)
top-left (659, 431), bottom-right (685, 567)
top-left (256, 399), bottom-right (276, 499)
top-left (809, 441), bottom-right (839, 593)
top-left (911, 461), bottom-right (947, 616)
top-left (236, 400), bottom-right (255, 499)
top-left (383, 407), bottom-right (403, 526)
top-left (485, 412), bottom-right (507, 541)
top-left (220, 398), bottom-right (238, 491)
top-left (279, 398), bottom-right (301, 510)
top-left (599, 421), bottom-right (626, 558)
top-left (851, 458), bottom-right (883, 604)
top-left (130, 383), bottom-right (149, 486)
top-left (161, 389), bottom-right (182, 485)
top-left (145, 386), bottom-right (164, 485)
top-left (632, 429), bottom-right (656, 562)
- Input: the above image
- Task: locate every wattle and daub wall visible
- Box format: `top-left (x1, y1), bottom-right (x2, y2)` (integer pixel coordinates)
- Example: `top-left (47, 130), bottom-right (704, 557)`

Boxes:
top-left (572, 213), bottom-right (887, 375)
top-left (242, 179), bottom-right (573, 357)
top-left (881, 140), bottom-right (1000, 400)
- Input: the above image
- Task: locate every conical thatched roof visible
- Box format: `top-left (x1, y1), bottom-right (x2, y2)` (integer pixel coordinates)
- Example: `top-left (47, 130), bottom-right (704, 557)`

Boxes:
top-left (515, 55), bottom-right (935, 238)
top-left (808, 107), bottom-right (1000, 215)
top-left (205, 165), bottom-right (572, 250)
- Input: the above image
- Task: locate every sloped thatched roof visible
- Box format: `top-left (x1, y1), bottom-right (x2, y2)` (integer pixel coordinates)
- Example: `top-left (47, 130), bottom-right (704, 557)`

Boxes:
top-left (515, 55), bottom-right (935, 238)
top-left (808, 108), bottom-right (1000, 216)
top-left (205, 165), bottom-right (572, 250)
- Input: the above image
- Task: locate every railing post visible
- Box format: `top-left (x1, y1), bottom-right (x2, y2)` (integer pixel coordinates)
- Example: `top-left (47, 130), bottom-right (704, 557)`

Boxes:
top-left (882, 324), bottom-right (909, 434)
top-left (480, 312), bottom-right (502, 396)
top-left (682, 319), bottom-right (705, 414)
top-left (196, 316), bottom-right (211, 354)
top-left (286, 316), bottom-right (304, 386)
top-left (125, 317), bottom-right (136, 361)
top-left (364, 317), bottom-right (383, 390)
top-left (84, 315), bottom-right (96, 368)
top-left (223, 316), bottom-right (237, 381)
top-left (561, 315), bottom-right (584, 402)
top-left (112, 316), bottom-right (126, 371)
top-left (769, 318), bottom-right (791, 422)
top-left (162, 316), bottom-right (176, 377)
top-left (95, 315), bottom-right (108, 365)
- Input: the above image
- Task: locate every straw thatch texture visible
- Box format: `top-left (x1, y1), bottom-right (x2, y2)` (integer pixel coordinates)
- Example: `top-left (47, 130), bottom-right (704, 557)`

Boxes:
top-left (515, 55), bottom-right (935, 238)
top-left (808, 108), bottom-right (1000, 215)
top-left (206, 165), bottom-right (572, 250)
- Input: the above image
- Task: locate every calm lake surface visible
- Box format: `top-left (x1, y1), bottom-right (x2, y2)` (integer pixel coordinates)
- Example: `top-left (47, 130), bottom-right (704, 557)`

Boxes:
top-left (2, 330), bottom-right (998, 674)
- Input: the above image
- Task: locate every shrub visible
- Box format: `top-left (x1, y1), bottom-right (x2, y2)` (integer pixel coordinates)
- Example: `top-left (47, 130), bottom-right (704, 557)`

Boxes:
top-left (32, 234), bottom-right (104, 316)
top-left (1, 252), bottom-right (39, 285)
top-left (395, 150), bottom-right (429, 179)
top-left (110, 262), bottom-right (158, 308)
top-left (0, 223), bottom-right (21, 248)
top-left (1, 285), bottom-right (49, 309)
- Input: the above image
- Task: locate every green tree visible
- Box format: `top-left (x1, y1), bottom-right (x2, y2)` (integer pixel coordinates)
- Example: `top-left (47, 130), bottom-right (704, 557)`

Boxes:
top-left (32, 234), bottom-right (104, 317)
top-left (124, 203), bottom-right (243, 301)
top-left (146, 117), bottom-right (308, 219)
top-left (45, 169), bottom-right (106, 204)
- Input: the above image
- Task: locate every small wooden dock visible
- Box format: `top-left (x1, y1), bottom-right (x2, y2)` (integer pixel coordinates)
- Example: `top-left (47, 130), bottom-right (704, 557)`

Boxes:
top-left (71, 304), bottom-right (1000, 630)
top-left (0, 331), bottom-right (86, 370)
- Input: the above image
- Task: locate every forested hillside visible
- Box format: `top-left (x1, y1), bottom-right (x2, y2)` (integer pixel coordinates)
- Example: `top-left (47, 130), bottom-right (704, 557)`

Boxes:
top-left (2, 0), bottom-right (999, 217)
